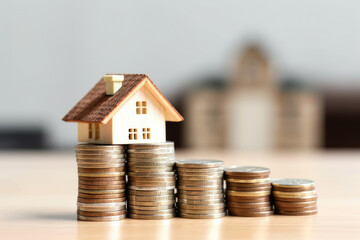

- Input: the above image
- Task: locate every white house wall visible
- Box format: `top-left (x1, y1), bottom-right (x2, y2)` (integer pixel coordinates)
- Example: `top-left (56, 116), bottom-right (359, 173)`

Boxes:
top-left (111, 85), bottom-right (166, 144)
top-left (77, 120), bottom-right (113, 144)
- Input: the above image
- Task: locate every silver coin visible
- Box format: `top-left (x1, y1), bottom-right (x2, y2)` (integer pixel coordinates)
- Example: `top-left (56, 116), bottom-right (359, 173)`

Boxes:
top-left (75, 150), bottom-right (125, 155)
top-left (129, 195), bottom-right (174, 202)
top-left (128, 204), bottom-right (174, 211)
top-left (177, 189), bottom-right (223, 195)
top-left (179, 212), bottom-right (225, 219)
top-left (178, 202), bottom-right (225, 210)
top-left (128, 213), bottom-right (174, 220)
top-left (177, 193), bottom-right (224, 200)
top-left (128, 185), bottom-right (176, 191)
top-left (76, 144), bottom-right (125, 150)
top-left (177, 180), bottom-right (223, 186)
top-left (129, 208), bottom-right (175, 215)
top-left (177, 175), bottom-right (224, 181)
top-left (177, 172), bottom-right (224, 177)
top-left (176, 168), bottom-right (224, 173)
top-left (77, 163), bottom-right (126, 168)
top-left (77, 215), bottom-right (126, 221)
top-left (178, 198), bottom-right (224, 205)
top-left (271, 178), bottom-right (315, 187)
top-left (177, 185), bottom-right (223, 191)
top-left (78, 172), bottom-right (125, 177)
top-left (77, 202), bottom-right (126, 208)
top-left (176, 159), bottom-right (224, 169)
top-left (224, 166), bottom-right (270, 175)
top-left (128, 172), bottom-right (175, 177)
top-left (78, 189), bottom-right (125, 194)
top-left (127, 161), bottom-right (174, 167)
top-left (128, 142), bottom-right (174, 149)
top-left (179, 208), bottom-right (225, 215)
top-left (127, 148), bottom-right (174, 153)
top-left (128, 189), bottom-right (174, 196)
top-left (128, 200), bottom-right (175, 206)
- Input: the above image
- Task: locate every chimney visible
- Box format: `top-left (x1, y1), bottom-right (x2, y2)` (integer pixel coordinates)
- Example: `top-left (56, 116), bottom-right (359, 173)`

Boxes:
top-left (103, 75), bottom-right (124, 95)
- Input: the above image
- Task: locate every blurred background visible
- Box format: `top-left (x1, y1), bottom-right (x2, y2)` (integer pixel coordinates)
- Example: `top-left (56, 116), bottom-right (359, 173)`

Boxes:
top-left (1, 0), bottom-right (360, 151)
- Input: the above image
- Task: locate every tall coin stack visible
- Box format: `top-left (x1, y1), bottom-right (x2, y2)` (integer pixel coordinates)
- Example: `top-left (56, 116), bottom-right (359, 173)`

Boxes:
top-left (76, 144), bottom-right (127, 221)
top-left (272, 178), bottom-right (318, 216)
top-left (176, 159), bottom-right (226, 219)
top-left (127, 142), bottom-right (176, 219)
top-left (225, 166), bottom-right (273, 217)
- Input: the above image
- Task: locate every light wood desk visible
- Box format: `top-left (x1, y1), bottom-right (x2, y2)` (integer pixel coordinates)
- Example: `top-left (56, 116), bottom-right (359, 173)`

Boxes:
top-left (1, 150), bottom-right (359, 239)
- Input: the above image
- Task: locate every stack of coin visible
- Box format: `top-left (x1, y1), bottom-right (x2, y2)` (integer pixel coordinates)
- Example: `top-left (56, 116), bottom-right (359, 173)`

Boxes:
top-left (225, 166), bottom-right (273, 217)
top-left (272, 178), bottom-right (318, 216)
top-left (75, 144), bottom-right (127, 221)
top-left (126, 142), bottom-right (176, 219)
top-left (176, 159), bottom-right (225, 219)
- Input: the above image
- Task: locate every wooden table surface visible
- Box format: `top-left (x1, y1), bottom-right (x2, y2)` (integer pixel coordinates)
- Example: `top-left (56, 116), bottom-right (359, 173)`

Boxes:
top-left (1, 150), bottom-right (360, 240)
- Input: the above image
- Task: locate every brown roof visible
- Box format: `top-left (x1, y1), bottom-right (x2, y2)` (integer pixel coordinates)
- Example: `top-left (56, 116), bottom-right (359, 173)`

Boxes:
top-left (62, 74), bottom-right (183, 124)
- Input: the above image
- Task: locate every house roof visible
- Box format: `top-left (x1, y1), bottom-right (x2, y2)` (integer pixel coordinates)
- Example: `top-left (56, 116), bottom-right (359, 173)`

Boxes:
top-left (62, 74), bottom-right (183, 124)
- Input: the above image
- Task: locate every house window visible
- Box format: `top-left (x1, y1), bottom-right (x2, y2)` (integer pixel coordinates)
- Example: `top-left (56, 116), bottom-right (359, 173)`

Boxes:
top-left (95, 123), bottom-right (100, 140)
top-left (89, 123), bottom-right (100, 140)
top-left (143, 128), bottom-right (151, 139)
top-left (136, 101), bottom-right (147, 114)
top-left (129, 128), bottom-right (138, 140)
top-left (88, 123), bottom-right (93, 138)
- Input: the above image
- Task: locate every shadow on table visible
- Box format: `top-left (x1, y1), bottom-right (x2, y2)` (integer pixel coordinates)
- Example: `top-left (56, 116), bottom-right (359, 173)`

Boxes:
top-left (8, 212), bottom-right (77, 221)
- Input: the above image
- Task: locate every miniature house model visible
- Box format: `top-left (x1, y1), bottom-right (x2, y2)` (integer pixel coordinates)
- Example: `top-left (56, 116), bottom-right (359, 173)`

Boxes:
top-left (63, 74), bottom-right (183, 144)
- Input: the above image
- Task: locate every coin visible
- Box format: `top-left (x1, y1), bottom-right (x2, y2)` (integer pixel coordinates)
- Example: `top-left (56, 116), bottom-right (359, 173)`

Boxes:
top-left (176, 159), bottom-right (224, 169)
top-left (272, 190), bottom-right (316, 198)
top-left (176, 167), bottom-right (224, 173)
top-left (78, 189), bottom-right (125, 194)
top-left (226, 182), bottom-right (272, 188)
top-left (177, 185), bottom-right (223, 191)
top-left (78, 193), bottom-right (125, 199)
top-left (272, 178), bottom-right (315, 188)
top-left (127, 189), bottom-right (174, 196)
top-left (273, 194), bottom-right (318, 202)
top-left (178, 203), bottom-right (225, 210)
top-left (129, 209), bottom-right (175, 215)
top-left (225, 166), bottom-right (270, 176)
top-left (128, 172), bottom-right (175, 177)
top-left (77, 215), bottom-right (126, 221)
top-left (128, 204), bottom-right (174, 211)
top-left (77, 210), bottom-right (126, 217)
top-left (179, 208), bottom-right (225, 215)
top-left (128, 199), bottom-right (175, 206)
top-left (225, 178), bottom-right (270, 183)
top-left (129, 195), bottom-right (174, 202)
top-left (274, 200), bottom-right (317, 208)
top-left (177, 193), bottom-right (224, 200)
top-left (178, 198), bottom-right (224, 205)
top-left (76, 144), bottom-right (125, 150)
top-left (226, 190), bottom-right (271, 197)
top-left (128, 213), bottom-right (174, 219)
top-left (277, 205), bottom-right (317, 212)
top-left (226, 195), bottom-right (271, 203)
top-left (77, 197), bottom-right (126, 203)
top-left (276, 209), bottom-right (318, 216)
top-left (78, 180), bottom-right (125, 186)
top-left (227, 206), bottom-right (272, 212)
top-left (77, 205), bottom-right (126, 212)
top-left (77, 163), bottom-right (126, 168)
top-left (127, 166), bottom-right (174, 172)
top-left (78, 176), bottom-right (125, 181)
top-left (78, 184), bottom-right (125, 190)
top-left (78, 172), bottom-right (125, 177)
top-left (226, 186), bottom-right (272, 192)
top-left (78, 167), bottom-right (125, 173)
top-left (228, 210), bottom-right (273, 217)
top-left (128, 186), bottom-right (175, 191)
top-left (128, 142), bottom-right (174, 149)
top-left (177, 179), bottom-right (223, 186)
top-left (179, 212), bottom-right (225, 219)
top-left (227, 201), bottom-right (272, 208)
top-left (177, 189), bottom-right (223, 195)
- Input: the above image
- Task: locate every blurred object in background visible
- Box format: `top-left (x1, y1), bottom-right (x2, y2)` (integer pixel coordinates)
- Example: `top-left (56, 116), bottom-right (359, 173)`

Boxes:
top-left (0, 127), bottom-right (46, 149)
top-left (324, 90), bottom-right (360, 149)
top-left (183, 44), bottom-right (323, 151)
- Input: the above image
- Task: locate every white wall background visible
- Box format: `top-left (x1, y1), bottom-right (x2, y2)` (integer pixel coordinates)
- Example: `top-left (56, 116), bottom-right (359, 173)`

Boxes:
top-left (1, 0), bottom-right (360, 147)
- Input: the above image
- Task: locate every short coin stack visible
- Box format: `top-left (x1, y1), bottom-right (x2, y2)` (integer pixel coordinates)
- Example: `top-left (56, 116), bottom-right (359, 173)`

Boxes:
top-left (127, 142), bottom-right (176, 219)
top-left (176, 159), bottom-right (225, 219)
top-left (272, 178), bottom-right (318, 216)
top-left (225, 166), bottom-right (273, 217)
top-left (76, 144), bottom-right (127, 221)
